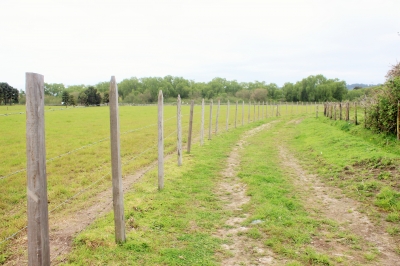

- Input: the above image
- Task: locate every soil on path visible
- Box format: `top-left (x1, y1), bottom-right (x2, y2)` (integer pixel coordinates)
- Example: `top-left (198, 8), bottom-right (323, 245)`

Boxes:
top-left (214, 122), bottom-right (283, 266)
top-left (278, 145), bottom-right (400, 265)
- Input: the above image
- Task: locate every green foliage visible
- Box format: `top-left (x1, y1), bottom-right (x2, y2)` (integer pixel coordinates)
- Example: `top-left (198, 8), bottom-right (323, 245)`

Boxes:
top-left (365, 77), bottom-right (400, 135)
top-left (0, 83), bottom-right (19, 105)
top-left (62, 91), bottom-right (70, 106)
top-left (84, 86), bottom-right (101, 105)
top-left (282, 75), bottom-right (347, 102)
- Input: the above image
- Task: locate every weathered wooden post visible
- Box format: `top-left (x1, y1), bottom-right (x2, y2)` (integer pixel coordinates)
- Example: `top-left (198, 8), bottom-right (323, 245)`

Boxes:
top-left (177, 95), bottom-right (182, 166)
top-left (235, 101), bottom-right (238, 128)
top-left (109, 76), bottom-right (126, 242)
top-left (339, 102), bottom-right (342, 120)
top-left (253, 101), bottom-right (256, 121)
top-left (397, 101), bottom-right (399, 140)
top-left (334, 104), bottom-right (337, 120)
top-left (355, 102), bottom-right (358, 125)
top-left (187, 100), bottom-right (194, 153)
top-left (208, 99), bottom-right (213, 140)
top-left (242, 101), bottom-right (244, 126)
top-left (316, 104), bottom-right (318, 118)
top-left (364, 106), bottom-right (367, 129)
top-left (200, 98), bottom-right (204, 146)
top-left (26, 73), bottom-right (50, 265)
top-left (248, 101), bottom-right (250, 123)
top-left (215, 99), bottom-right (220, 134)
top-left (258, 101), bottom-right (260, 120)
top-left (158, 90), bottom-right (164, 190)
top-left (226, 100), bottom-right (229, 131)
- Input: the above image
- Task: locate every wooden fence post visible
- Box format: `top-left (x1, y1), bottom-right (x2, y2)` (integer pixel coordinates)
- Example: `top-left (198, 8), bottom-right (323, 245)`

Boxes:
top-left (253, 101), bottom-right (256, 121)
top-left (334, 104), bottom-right (337, 120)
top-left (339, 102), bottom-right (342, 120)
top-left (187, 100), bottom-right (194, 153)
top-left (158, 90), bottom-right (164, 190)
top-left (200, 98), bottom-right (204, 146)
top-left (364, 106), bottom-right (367, 129)
top-left (215, 99), bottom-right (220, 134)
top-left (354, 102), bottom-right (358, 125)
top-left (397, 101), bottom-right (399, 140)
top-left (109, 76), bottom-right (126, 242)
top-left (26, 73), bottom-right (50, 265)
top-left (248, 101), bottom-right (250, 123)
top-left (258, 101), bottom-right (260, 120)
top-left (226, 100), bottom-right (229, 131)
top-left (177, 95), bottom-right (182, 166)
top-left (208, 100), bottom-right (213, 140)
top-left (242, 101), bottom-right (244, 126)
top-left (235, 101), bottom-right (238, 128)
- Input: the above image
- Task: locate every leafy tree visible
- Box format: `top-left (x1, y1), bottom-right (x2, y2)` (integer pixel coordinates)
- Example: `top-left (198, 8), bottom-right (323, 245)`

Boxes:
top-left (44, 83), bottom-right (65, 96)
top-left (78, 92), bottom-right (88, 105)
top-left (103, 92), bottom-right (109, 105)
top-left (62, 91), bottom-right (70, 107)
top-left (84, 86), bottom-right (101, 105)
top-left (68, 94), bottom-right (76, 106)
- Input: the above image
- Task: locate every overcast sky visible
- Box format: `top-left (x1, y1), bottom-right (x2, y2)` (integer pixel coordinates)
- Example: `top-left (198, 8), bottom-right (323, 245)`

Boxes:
top-left (1, 0), bottom-right (399, 90)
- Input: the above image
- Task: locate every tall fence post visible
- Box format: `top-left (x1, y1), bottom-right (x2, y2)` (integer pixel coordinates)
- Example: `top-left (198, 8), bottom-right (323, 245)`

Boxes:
top-left (242, 101), bottom-right (244, 126)
top-left (226, 100), bottom-right (229, 131)
top-left (397, 101), bottom-right (399, 140)
top-left (354, 102), bottom-right (358, 125)
top-left (200, 98), bottom-right (204, 146)
top-left (109, 76), bottom-right (126, 243)
top-left (158, 90), bottom-right (164, 190)
top-left (253, 101), bottom-right (256, 121)
top-left (187, 100), bottom-right (194, 153)
top-left (26, 72), bottom-right (50, 265)
top-left (258, 101), bottom-right (260, 120)
top-left (208, 99), bottom-right (213, 140)
top-left (248, 101), bottom-right (250, 123)
top-left (177, 95), bottom-right (182, 166)
top-left (215, 99), bottom-right (220, 134)
top-left (316, 104), bottom-right (318, 118)
top-left (235, 101), bottom-right (238, 128)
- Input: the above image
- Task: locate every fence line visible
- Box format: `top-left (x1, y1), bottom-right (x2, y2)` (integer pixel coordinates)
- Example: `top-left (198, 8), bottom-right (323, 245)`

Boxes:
top-left (2, 95), bottom-right (328, 261)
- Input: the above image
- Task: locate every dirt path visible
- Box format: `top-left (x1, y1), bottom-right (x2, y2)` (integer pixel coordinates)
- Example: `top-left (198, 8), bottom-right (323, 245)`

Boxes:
top-left (214, 122), bottom-right (283, 265)
top-left (278, 145), bottom-right (400, 265)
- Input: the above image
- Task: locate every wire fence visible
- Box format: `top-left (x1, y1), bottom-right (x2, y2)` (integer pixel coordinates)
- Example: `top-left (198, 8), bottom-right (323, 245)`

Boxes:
top-left (1, 100), bottom-right (317, 260)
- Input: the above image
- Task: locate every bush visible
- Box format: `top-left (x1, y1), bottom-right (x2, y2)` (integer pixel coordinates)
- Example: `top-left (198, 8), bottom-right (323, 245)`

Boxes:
top-left (365, 77), bottom-right (400, 135)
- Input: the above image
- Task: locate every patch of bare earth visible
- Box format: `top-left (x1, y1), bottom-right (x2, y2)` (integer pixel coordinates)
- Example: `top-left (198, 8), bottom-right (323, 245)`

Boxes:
top-left (214, 122), bottom-right (284, 266)
top-left (5, 157), bottom-right (169, 265)
top-left (278, 145), bottom-right (400, 265)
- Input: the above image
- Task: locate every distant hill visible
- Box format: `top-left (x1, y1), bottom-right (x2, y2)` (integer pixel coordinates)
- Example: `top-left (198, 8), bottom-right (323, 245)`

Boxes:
top-left (347, 83), bottom-right (379, 90)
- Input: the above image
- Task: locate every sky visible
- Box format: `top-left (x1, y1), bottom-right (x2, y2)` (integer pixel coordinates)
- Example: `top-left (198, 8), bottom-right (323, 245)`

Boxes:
top-left (1, 0), bottom-right (399, 90)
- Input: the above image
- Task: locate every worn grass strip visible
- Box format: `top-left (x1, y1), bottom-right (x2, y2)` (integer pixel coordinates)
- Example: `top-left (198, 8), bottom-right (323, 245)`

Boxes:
top-left (62, 121), bottom-right (264, 265)
top-left (237, 119), bottom-right (338, 265)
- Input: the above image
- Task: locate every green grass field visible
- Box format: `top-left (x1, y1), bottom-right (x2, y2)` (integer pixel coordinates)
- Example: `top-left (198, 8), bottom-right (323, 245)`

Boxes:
top-left (3, 102), bottom-right (389, 265)
top-left (1, 102), bottom-right (300, 261)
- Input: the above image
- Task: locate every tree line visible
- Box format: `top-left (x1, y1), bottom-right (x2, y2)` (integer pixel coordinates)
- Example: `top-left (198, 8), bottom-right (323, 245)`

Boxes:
top-left (39, 74), bottom-right (349, 105)
top-left (2, 74), bottom-right (350, 106)
top-left (0, 83), bottom-right (19, 105)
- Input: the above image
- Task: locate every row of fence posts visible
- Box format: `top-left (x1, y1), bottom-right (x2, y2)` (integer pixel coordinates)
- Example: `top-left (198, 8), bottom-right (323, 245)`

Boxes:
top-left (323, 102), bottom-right (358, 125)
top-left (24, 72), bottom-right (324, 265)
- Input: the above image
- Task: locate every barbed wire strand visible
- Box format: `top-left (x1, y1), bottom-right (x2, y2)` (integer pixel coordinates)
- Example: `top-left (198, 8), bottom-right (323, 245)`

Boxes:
top-left (0, 114), bottom-right (179, 181)
top-left (0, 124), bottom-right (183, 245)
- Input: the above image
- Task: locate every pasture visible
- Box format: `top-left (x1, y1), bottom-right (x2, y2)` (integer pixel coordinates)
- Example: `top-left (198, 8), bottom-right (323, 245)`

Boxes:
top-left (2, 102), bottom-right (399, 265)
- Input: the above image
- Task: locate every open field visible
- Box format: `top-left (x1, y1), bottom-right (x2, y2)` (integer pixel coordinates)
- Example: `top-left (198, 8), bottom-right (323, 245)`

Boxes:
top-left (2, 102), bottom-right (395, 265)
top-left (1, 101), bottom-right (288, 261)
